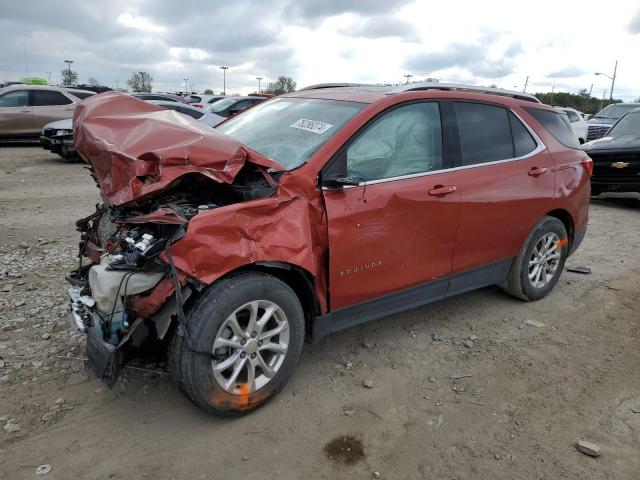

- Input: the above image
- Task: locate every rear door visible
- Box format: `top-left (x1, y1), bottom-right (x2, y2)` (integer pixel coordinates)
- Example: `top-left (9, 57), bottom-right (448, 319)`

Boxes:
top-left (30, 90), bottom-right (75, 131)
top-left (0, 90), bottom-right (33, 137)
top-left (322, 101), bottom-right (460, 309)
top-left (450, 101), bottom-right (555, 277)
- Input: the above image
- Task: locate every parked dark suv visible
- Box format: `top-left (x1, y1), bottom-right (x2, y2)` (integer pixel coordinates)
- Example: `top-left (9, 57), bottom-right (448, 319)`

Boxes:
top-left (67, 85), bottom-right (591, 415)
top-left (583, 107), bottom-right (640, 195)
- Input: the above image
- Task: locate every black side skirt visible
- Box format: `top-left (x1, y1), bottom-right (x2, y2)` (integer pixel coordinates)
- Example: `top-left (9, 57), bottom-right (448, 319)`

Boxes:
top-left (312, 258), bottom-right (513, 341)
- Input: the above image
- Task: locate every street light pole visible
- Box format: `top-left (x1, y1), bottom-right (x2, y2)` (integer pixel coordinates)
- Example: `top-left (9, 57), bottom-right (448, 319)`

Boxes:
top-left (183, 77), bottom-right (189, 94)
top-left (220, 66), bottom-right (229, 95)
top-left (595, 60), bottom-right (617, 101)
top-left (523, 76), bottom-right (529, 93)
top-left (64, 59), bottom-right (73, 86)
top-left (256, 76), bottom-right (263, 93)
top-left (404, 74), bottom-right (413, 84)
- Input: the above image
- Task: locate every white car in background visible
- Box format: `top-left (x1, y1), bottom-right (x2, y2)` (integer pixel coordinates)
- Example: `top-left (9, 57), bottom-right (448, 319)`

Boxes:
top-left (554, 106), bottom-right (588, 144)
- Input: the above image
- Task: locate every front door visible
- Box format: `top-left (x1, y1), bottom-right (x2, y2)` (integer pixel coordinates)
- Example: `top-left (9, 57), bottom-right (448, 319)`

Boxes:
top-left (0, 90), bottom-right (33, 137)
top-left (322, 101), bottom-right (460, 310)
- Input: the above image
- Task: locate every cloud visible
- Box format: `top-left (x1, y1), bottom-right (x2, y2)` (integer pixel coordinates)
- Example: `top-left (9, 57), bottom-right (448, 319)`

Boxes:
top-left (402, 33), bottom-right (522, 79)
top-left (340, 16), bottom-right (420, 42)
top-left (286, 0), bottom-right (413, 22)
top-left (547, 66), bottom-right (587, 78)
top-left (629, 7), bottom-right (640, 33)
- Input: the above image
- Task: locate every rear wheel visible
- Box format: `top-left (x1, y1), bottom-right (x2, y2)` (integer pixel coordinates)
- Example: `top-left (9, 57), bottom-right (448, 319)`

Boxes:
top-left (504, 216), bottom-right (568, 301)
top-left (170, 272), bottom-right (305, 416)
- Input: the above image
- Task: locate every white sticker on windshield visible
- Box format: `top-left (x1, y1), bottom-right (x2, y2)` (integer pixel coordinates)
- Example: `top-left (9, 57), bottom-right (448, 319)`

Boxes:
top-left (289, 118), bottom-right (333, 134)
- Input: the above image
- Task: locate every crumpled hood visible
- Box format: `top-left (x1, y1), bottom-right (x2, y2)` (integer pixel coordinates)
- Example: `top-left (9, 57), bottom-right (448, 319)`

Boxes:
top-left (74, 92), bottom-right (282, 206)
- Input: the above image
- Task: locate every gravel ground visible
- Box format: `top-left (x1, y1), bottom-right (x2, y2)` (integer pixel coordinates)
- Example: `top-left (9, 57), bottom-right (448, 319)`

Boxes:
top-left (1, 144), bottom-right (639, 480)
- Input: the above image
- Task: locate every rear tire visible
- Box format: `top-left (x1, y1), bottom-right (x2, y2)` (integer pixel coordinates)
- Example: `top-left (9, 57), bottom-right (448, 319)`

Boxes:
top-left (169, 272), bottom-right (305, 416)
top-left (503, 216), bottom-right (568, 301)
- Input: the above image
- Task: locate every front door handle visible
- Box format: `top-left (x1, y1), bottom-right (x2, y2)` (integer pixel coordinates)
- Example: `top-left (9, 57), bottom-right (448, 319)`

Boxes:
top-left (528, 167), bottom-right (548, 176)
top-left (20, 109), bottom-right (30, 113)
top-left (429, 185), bottom-right (457, 196)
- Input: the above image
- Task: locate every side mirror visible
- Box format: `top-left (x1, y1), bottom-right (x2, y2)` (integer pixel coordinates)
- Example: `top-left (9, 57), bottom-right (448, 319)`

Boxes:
top-left (322, 173), bottom-right (362, 189)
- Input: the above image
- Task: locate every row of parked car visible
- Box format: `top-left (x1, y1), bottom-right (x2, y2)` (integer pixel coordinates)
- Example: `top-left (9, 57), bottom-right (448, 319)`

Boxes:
top-left (0, 84), bottom-right (269, 159)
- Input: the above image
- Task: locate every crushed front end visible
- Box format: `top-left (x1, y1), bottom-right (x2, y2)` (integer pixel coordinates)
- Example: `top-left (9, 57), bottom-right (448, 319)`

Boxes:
top-left (67, 200), bottom-right (194, 382)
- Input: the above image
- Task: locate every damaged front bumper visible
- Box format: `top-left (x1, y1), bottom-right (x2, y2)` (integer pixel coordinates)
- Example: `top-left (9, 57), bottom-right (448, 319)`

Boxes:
top-left (67, 286), bottom-right (124, 382)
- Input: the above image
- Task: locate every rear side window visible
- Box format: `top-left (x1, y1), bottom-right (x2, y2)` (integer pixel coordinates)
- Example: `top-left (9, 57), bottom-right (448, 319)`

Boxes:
top-left (525, 108), bottom-right (580, 149)
top-left (454, 102), bottom-right (513, 165)
top-left (68, 91), bottom-right (93, 100)
top-left (509, 112), bottom-right (537, 157)
top-left (0, 90), bottom-right (28, 107)
top-left (31, 90), bottom-right (73, 106)
top-left (565, 110), bottom-right (580, 123)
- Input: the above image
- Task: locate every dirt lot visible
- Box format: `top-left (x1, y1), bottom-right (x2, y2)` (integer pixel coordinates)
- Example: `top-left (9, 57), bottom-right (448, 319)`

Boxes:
top-left (0, 144), bottom-right (639, 480)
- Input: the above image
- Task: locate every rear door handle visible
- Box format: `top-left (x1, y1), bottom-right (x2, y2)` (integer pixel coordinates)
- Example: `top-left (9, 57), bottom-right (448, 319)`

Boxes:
top-left (528, 167), bottom-right (548, 176)
top-left (20, 109), bottom-right (30, 113)
top-left (429, 185), bottom-right (457, 196)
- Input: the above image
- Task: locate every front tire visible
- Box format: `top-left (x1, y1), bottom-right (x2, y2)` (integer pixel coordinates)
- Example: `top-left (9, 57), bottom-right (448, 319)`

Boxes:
top-left (170, 272), bottom-right (305, 416)
top-left (504, 216), bottom-right (568, 301)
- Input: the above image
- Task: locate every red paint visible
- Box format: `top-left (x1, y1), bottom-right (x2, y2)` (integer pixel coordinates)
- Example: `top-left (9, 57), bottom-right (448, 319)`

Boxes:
top-left (75, 88), bottom-right (589, 318)
top-left (73, 92), bottom-right (282, 207)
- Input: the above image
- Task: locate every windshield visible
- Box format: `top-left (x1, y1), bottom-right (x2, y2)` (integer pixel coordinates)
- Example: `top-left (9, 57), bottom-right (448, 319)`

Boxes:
top-left (608, 111), bottom-right (640, 137)
top-left (593, 104), bottom-right (637, 120)
top-left (216, 97), bottom-right (365, 170)
top-left (208, 97), bottom-right (237, 113)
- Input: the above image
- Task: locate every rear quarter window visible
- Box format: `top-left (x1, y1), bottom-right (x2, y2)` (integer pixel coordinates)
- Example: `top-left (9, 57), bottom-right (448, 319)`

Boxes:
top-left (525, 108), bottom-right (580, 149)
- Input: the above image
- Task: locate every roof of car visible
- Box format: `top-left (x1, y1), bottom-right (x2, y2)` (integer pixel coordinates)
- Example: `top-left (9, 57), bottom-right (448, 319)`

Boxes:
top-left (286, 82), bottom-right (548, 108)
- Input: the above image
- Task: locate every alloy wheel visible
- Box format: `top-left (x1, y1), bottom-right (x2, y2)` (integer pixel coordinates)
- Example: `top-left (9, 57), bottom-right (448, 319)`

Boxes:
top-left (211, 300), bottom-right (290, 394)
top-left (528, 232), bottom-right (562, 289)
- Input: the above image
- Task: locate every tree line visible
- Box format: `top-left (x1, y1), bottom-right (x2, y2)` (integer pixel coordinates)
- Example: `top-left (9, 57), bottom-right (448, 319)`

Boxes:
top-left (533, 89), bottom-right (622, 114)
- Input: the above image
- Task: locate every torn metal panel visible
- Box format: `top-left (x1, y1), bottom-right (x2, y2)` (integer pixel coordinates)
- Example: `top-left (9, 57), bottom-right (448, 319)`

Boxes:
top-left (73, 92), bottom-right (283, 207)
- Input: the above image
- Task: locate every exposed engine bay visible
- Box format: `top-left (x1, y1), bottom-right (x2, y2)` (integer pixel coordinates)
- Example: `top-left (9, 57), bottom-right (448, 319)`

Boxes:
top-left (67, 167), bottom-right (278, 382)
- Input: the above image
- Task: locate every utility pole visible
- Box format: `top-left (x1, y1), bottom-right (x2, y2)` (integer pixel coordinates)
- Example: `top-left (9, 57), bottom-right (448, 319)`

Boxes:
top-left (220, 66), bottom-right (229, 95)
top-left (610, 60), bottom-right (617, 100)
top-left (595, 60), bottom-right (617, 101)
top-left (588, 83), bottom-right (593, 96)
top-left (183, 77), bottom-right (189, 94)
top-left (523, 76), bottom-right (529, 93)
top-left (115, 80), bottom-right (120, 90)
top-left (256, 76), bottom-right (263, 93)
top-left (64, 59), bottom-right (73, 86)
top-left (404, 74), bottom-right (413, 84)
top-left (46, 72), bottom-right (51, 84)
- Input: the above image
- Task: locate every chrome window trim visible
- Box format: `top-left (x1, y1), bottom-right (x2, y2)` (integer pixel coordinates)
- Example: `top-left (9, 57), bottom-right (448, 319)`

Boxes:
top-left (323, 108), bottom-right (546, 189)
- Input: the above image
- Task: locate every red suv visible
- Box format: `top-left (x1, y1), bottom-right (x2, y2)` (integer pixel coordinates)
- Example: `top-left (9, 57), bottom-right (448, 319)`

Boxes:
top-left (68, 86), bottom-right (591, 415)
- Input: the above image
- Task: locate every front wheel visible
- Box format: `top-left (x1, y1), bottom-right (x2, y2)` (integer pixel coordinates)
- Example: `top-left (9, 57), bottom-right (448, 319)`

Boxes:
top-left (503, 216), bottom-right (569, 301)
top-left (169, 272), bottom-right (305, 416)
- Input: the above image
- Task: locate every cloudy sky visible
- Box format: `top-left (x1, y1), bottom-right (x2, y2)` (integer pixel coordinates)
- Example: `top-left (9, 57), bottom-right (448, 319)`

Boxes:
top-left (2, 0), bottom-right (640, 100)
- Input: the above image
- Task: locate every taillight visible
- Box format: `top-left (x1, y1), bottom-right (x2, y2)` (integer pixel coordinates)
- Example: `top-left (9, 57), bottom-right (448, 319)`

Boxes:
top-left (581, 156), bottom-right (593, 176)
top-left (193, 103), bottom-right (204, 108)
